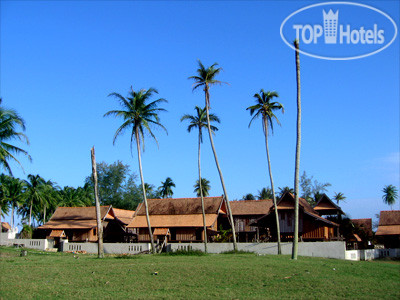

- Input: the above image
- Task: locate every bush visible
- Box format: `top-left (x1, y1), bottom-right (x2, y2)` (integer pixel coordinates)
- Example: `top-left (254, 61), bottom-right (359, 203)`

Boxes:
top-left (19, 225), bottom-right (33, 239)
top-left (221, 249), bottom-right (255, 255)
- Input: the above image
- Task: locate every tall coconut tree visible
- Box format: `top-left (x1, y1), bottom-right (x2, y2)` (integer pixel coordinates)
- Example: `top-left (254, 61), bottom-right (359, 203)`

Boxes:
top-left (247, 89), bottom-right (284, 254)
top-left (292, 39), bottom-right (302, 260)
top-left (159, 177), bottom-right (176, 198)
top-left (194, 178), bottom-right (211, 197)
top-left (382, 185), bottom-right (398, 210)
top-left (0, 98), bottom-right (31, 175)
top-left (6, 176), bottom-right (25, 228)
top-left (189, 60), bottom-right (237, 250)
top-left (104, 86), bottom-right (167, 254)
top-left (181, 105), bottom-right (219, 252)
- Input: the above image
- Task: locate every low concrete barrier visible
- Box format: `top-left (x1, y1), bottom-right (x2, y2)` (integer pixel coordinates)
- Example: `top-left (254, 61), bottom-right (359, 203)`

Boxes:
top-left (170, 241), bottom-right (347, 260)
top-left (346, 248), bottom-right (400, 261)
top-left (60, 241), bottom-right (151, 254)
top-left (0, 238), bottom-right (49, 251)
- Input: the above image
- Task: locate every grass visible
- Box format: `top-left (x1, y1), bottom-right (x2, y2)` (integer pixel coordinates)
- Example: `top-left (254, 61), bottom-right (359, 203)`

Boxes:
top-left (1, 246), bottom-right (399, 299)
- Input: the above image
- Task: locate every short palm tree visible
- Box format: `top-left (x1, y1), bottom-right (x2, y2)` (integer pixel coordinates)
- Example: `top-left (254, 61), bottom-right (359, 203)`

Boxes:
top-left (23, 174), bottom-right (45, 226)
top-left (258, 187), bottom-right (274, 200)
top-left (104, 86), bottom-right (167, 254)
top-left (382, 185), bottom-right (398, 210)
top-left (189, 60), bottom-right (237, 250)
top-left (0, 99), bottom-right (31, 175)
top-left (6, 176), bottom-right (25, 228)
top-left (194, 178), bottom-right (211, 197)
top-left (159, 177), bottom-right (175, 198)
top-left (333, 192), bottom-right (346, 205)
top-left (278, 186), bottom-right (294, 198)
top-left (182, 105), bottom-right (219, 252)
top-left (247, 89), bottom-right (284, 254)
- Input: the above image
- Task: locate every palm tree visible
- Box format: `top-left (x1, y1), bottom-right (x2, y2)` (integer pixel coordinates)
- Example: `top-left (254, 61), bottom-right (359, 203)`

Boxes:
top-left (194, 178), bottom-right (211, 197)
top-left (159, 177), bottom-right (176, 198)
top-left (278, 186), bottom-right (294, 198)
top-left (189, 60), bottom-right (237, 250)
top-left (242, 193), bottom-right (256, 200)
top-left (0, 98), bottom-right (31, 175)
top-left (382, 185), bottom-right (398, 210)
top-left (23, 174), bottom-right (45, 226)
top-left (104, 86), bottom-right (167, 254)
top-left (0, 174), bottom-right (10, 232)
top-left (333, 192), bottom-right (346, 206)
top-left (6, 176), bottom-right (25, 228)
top-left (247, 89), bottom-right (284, 254)
top-left (257, 187), bottom-right (274, 200)
top-left (181, 105), bottom-right (220, 252)
top-left (292, 39), bottom-right (302, 260)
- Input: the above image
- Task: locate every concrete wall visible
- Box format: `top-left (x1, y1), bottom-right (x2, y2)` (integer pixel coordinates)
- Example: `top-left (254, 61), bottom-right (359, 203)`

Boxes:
top-left (61, 241), bottom-right (151, 254)
top-left (346, 248), bottom-right (400, 261)
top-left (169, 241), bottom-right (347, 260)
top-left (0, 238), bottom-right (49, 251)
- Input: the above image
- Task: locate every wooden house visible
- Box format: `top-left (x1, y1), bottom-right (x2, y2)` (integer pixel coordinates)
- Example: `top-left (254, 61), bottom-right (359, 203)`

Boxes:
top-left (1, 222), bottom-right (11, 233)
top-left (38, 206), bottom-right (134, 243)
top-left (348, 218), bottom-right (373, 249)
top-left (127, 197), bottom-right (228, 242)
top-left (375, 210), bottom-right (400, 248)
top-left (230, 200), bottom-right (273, 242)
top-left (313, 194), bottom-right (344, 216)
top-left (253, 192), bottom-right (339, 241)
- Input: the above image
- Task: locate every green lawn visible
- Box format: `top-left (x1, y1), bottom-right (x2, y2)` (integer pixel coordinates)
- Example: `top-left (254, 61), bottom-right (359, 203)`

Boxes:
top-left (1, 246), bottom-right (399, 299)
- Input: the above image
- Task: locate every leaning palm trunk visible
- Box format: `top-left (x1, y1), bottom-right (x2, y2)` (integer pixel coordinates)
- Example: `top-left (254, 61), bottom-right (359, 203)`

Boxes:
top-left (263, 119), bottom-right (281, 254)
top-left (292, 40), bottom-right (301, 260)
top-left (11, 206), bottom-right (14, 228)
top-left (204, 87), bottom-right (237, 250)
top-left (43, 205), bottom-right (46, 224)
top-left (136, 129), bottom-right (156, 254)
top-left (198, 131), bottom-right (208, 253)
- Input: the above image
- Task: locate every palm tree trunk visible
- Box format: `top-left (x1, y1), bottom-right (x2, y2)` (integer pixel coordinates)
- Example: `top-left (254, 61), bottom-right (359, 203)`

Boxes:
top-left (11, 206), bottom-right (14, 228)
top-left (29, 200), bottom-right (32, 227)
top-left (198, 130), bottom-right (208, 253)
top-left (43, 205), bottom-right (46, 224)
top-left (292, 39), bottom-right (301, 260)
top-left (204, 87), bottom-right (237, 250)
top-left (263, 119), bottom-right (281, 254)
top-left (136, 129), bottom-right (156, 254)
top-left (91, 147), bottom-right (104, 258)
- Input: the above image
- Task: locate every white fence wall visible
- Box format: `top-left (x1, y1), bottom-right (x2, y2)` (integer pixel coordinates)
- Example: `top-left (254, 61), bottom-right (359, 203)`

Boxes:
top-left (170, 242), bottom-right (347, 260)
top-left (61, 241), bottom-right (151, 254)
top-left (0, 238), bottom-right (49, 251)
top-left (346, 248), bottom-right (400, 261)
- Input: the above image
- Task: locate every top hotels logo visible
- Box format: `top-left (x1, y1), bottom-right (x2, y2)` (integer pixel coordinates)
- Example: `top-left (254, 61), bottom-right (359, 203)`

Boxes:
top-left (280, 2), bottom-right (398, 60)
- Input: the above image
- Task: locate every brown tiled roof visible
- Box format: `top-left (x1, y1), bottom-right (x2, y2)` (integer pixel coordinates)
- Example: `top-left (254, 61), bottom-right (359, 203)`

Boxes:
top-left (376, 211), bottom-right (400, 236)
top-left (351, 218), bottom-right (373, 236)
top-left (135, 197), bottom-right (224, 216)
top-left (39, 220), bottom-right (99, 229)
top-left (49, 230), bottom-right (66, 238)
top-left (38, 206), bottom-right (113, 230)
top-left (376, 225), bottom-right (400, 236)
top-left (378, 211), bottom-right (400, 226)
top-left (113, 208), bottom-right (135, 225)
top-left (127, 214), bottom-right (219, 228)
top-left (153, 228), bottom-right (170, 235)
top-left (1, 222), bottom-right (11, 230)
top-left (230, 200), bottom-right (273, 216)
top-left (48, 206), bottom-right (111, 221)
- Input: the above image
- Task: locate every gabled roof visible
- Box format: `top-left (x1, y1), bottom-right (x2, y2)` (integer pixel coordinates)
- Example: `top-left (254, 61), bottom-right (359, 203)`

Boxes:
top-left (134, 197), bottom-right (225, 216)
top-left (38, 206), bottom-right (114, 230)
top-left (376, 211), bottom-right (400, 236)
top-left (230, 199), bottom-right (273, 216)
top-left (313, 194), bottom-right (344, 215)
top-left (112, 208), bottom-right (135, 225)
top-left (128, 197), bottom-right (225, 229)
top-left (351, 218), bottom-right (373, 237)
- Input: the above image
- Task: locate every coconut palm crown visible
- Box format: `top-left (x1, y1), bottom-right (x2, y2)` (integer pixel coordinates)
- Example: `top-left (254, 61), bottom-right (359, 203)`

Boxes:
top-left (181, 106), bottom-right (220, 142)
top-left (0, 98), bottom-right (31, 175)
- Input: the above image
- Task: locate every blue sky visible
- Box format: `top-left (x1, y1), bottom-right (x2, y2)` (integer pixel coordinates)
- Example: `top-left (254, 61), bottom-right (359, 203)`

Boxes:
top-left (1, 0), bottom-right (399, 227)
